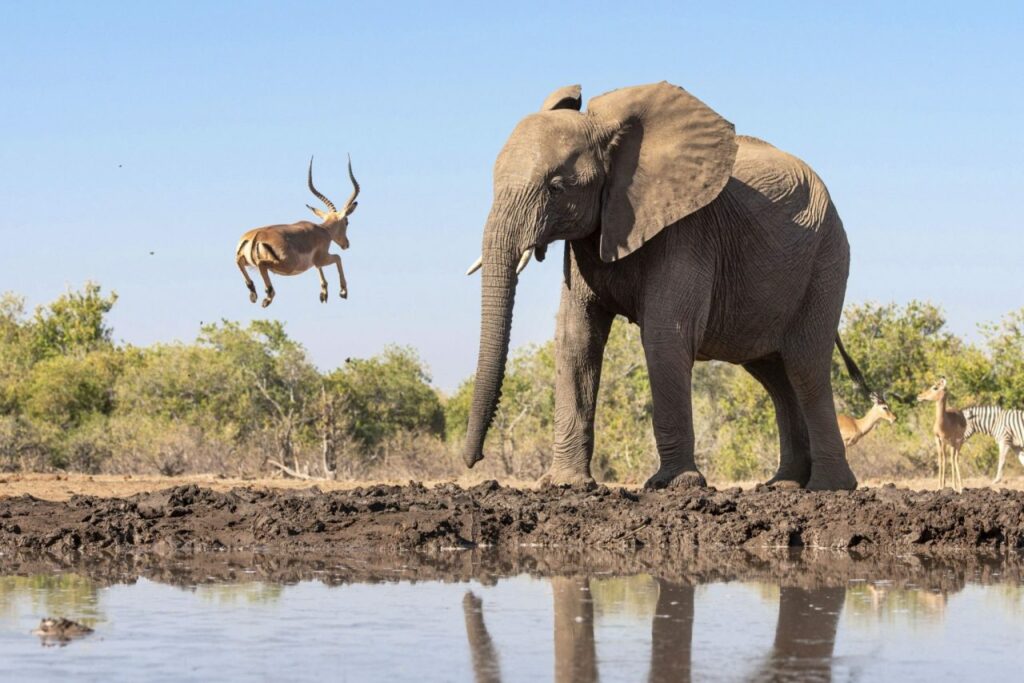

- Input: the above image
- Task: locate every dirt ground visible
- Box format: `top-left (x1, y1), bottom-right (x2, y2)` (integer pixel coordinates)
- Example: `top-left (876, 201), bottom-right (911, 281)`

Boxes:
top-left (1, 475), bottom-right (1022, 558)
top-left (2, 472), bottom-right (1022, 502)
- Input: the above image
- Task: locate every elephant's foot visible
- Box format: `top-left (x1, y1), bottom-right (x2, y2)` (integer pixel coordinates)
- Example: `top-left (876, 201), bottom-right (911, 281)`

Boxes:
top-left (643, 468), bottom-right (707, 491)
top-left (765, 478), bottom-right (803, 490)
top-left (539, 467), bottom-right (596, 489)
top-left (805, 461), bottom-right (858, 491)
top-left (766, 466), bottom-right (811, 489)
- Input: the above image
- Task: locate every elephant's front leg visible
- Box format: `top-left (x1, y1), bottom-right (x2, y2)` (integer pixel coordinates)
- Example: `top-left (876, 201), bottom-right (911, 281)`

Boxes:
top-left (642, 326), bottom-right (705, 489)
top-left (544, 285), bottom-right (614, 486)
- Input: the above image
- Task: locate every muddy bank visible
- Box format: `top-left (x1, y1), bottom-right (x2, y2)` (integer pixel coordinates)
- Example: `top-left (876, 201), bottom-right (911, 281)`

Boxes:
top-left (1, 482), bottom-right (1023, 558)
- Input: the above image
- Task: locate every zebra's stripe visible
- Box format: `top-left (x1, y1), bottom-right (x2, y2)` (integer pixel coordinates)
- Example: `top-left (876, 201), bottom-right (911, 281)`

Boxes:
top-left (964, 405), bottom-right (1024, 447)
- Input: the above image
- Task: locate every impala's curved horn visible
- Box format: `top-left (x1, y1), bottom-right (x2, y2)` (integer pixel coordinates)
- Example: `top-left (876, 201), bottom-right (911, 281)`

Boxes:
top-left (307, 156), bottom-right (337, 213)
top-left (342, 154), bottom-right (360, 212)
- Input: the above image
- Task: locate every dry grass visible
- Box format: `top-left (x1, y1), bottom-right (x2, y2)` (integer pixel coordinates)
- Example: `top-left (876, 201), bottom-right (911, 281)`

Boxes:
top-left (2, 471), bottom-right (1022, 502)
top-left (0, 472), bottom-right (535, 502)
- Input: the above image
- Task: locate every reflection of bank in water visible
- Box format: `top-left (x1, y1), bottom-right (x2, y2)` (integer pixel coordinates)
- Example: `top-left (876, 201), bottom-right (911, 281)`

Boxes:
top-left (0, 573), bottom-right (103, 627)
top-left (848, 582), bottom-right (950, 624)
top-left (195, 582), bottom-right (285, 606)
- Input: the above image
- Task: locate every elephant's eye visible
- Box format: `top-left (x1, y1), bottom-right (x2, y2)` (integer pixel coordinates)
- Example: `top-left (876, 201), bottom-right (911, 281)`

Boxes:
top-left (547, 176), bottom-right (565, 194)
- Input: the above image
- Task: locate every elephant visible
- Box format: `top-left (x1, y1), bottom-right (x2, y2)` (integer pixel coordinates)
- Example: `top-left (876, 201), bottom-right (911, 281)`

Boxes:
top-left (463, 81), bottom-right (867, 490)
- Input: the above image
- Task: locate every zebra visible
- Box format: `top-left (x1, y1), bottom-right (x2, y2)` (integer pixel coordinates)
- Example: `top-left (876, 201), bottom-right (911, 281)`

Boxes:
top-left (962, 405), bottom-right (1024, 484)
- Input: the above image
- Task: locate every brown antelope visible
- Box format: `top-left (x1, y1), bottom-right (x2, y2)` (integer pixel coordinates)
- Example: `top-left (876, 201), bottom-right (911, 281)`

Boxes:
top-left (917, 377), bottom-right (967, 491)
top-left (235, 156), bottom-right (360, 307)
top-left (837, 392), bottom-right (897, 448)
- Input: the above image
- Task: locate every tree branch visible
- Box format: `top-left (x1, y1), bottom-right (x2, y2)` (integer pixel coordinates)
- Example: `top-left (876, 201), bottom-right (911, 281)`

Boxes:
top-left (267, 459), bottom-right (317, 480)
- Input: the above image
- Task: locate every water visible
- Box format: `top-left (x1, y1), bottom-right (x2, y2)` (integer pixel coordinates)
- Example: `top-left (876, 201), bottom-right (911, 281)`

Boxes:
top-left (1, 550), bottom-right (1022, 682)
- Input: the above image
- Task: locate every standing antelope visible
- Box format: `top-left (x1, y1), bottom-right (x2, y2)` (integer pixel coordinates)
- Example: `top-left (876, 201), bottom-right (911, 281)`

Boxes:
top-left (837, 392), bottom-right (897, 448)
top-left (962, 405), bottom-right (1024, 484)
top-left (236, 156), bottom-right (360, 307)
top-left (917, 378), bottom-right (967, 492)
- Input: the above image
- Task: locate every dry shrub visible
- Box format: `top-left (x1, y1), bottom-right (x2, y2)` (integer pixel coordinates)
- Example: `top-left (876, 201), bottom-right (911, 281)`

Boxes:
top-left (101, 415), bottom-right (252, 476)
top-left (0, 415), bottom-right (55, 472)
top-left (358, 432), bottom-right (463, 482)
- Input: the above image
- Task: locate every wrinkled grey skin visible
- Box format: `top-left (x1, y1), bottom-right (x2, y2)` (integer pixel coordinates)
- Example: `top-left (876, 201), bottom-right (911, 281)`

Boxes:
top-left (464, 81), bottom-right (858, 490)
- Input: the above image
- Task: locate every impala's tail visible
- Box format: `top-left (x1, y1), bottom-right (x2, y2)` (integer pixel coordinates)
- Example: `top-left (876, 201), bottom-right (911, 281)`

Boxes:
top-left (835, 334), bottom-right (872, 398)
top-left (236, 239), bottom-right (251, 264)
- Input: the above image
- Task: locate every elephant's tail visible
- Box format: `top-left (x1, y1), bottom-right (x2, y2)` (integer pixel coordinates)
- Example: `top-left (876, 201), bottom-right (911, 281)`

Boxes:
top-left (835, 334), bottom-right (872, 398)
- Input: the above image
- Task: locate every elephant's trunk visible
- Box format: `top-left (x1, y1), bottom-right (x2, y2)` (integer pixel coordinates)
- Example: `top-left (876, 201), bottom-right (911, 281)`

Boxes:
top-left (463, 218), bottom-right (522, 468)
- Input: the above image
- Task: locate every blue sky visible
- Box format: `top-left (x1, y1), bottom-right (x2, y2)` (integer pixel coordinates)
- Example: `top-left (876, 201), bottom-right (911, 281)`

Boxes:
top-left (1, 1), bottom-right (1021, 390)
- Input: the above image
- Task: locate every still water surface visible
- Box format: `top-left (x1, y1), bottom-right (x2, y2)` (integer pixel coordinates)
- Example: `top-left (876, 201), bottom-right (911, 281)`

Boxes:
top-left (1, 551), bottom-right (1023, 682)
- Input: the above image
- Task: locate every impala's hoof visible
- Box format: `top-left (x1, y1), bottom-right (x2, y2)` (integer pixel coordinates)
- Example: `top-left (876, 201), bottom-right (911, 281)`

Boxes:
top-left (249, 291), bottom-right (257, 304)
top-left (261, 298), bottom-right (273, 308)
top-left (339, 290), bottom-right (348, 300)
top-left (319, 291), bottom-right (328, 303)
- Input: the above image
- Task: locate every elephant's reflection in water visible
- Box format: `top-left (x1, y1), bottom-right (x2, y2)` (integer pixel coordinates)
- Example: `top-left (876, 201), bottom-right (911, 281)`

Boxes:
top-left (756, 586), bottom-right (845, 682)
top-left (462, 577), bottom-right (845, 683)
top-left (552, 577), bottom-right (599, 683)
top-left (647, 579), bottom-right (695, 683)
top-left (462, 592), bottom-right (502, 683)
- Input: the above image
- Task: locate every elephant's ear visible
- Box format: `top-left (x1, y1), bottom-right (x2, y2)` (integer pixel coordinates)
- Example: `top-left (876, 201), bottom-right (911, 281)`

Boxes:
top-left (541, 85), bottom-right (582, 111)
top-left (587, 82), bottom-right (737, 262)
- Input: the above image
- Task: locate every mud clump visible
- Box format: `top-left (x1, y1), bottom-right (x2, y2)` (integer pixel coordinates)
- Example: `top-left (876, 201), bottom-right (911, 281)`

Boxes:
top-left (1, 482), bottom-right (1023, 558)
top-left (33, 617), bottom-right (94, 646)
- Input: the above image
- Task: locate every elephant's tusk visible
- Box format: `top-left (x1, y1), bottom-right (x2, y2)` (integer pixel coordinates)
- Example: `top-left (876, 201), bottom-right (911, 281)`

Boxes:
top-left (465, 256), bottom-right (483, 276)
top-left (515, 247), bottom-right (534, 275)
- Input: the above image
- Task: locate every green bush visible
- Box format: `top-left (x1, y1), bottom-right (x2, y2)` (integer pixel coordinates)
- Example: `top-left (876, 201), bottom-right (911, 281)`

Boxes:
top-left (327, 345), bottom-right (445, 449)
top-left (21, 351), bottom-right (122, 429)
top-left (2, 283), bottom-right (1023, 483)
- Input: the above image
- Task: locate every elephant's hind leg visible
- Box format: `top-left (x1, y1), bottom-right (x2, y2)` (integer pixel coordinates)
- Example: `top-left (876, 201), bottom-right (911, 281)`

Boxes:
top-left (744, 356), bottom-right (811, 488)
top-left (779, 258), bottom-right (856, 491)
top-left (781, 351), bottom-right (857, 491)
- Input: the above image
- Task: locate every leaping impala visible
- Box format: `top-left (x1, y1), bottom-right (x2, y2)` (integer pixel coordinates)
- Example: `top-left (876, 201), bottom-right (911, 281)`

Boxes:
top-left (236, 156), bottom-right (360, 307)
